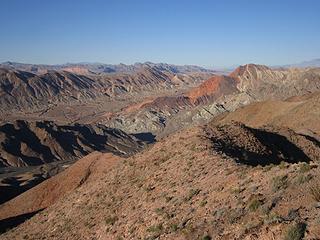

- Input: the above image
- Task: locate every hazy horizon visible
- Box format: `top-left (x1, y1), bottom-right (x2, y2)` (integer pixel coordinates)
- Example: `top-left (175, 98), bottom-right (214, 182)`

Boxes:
top-left (1, 0), bottom-right (319, 67)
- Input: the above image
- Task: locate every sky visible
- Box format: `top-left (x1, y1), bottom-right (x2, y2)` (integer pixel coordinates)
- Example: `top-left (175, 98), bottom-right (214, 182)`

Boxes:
top-left (0, 0), bottom-right (319, 67)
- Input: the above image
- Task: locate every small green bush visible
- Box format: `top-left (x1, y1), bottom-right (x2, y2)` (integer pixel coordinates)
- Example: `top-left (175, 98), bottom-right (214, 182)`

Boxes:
top-left (283, 222), bottom-right (306, 240)
top-left (299, 163), bottom-right (311, 173)
top-left (184, 188), bottom-right (201, 201)
top-left (271, 175), bottom-right (288, 192)
top-left (170, 223), bottom-right (178, 232)
top-left (279, 161), bottom-right (287, 169)
top-left (295, 174), bottom-right (312, 185)
top-left (263, 164), bottom-right (275, 172)
top-left (202, 235), bottom-right (212, 240)
top-left (105, 216), bottom-right (118, 225)
top-left (248, 199), bottom-right (262, 212)
top-left (200, 200), bottom-right (207, 207)
top-left (310, 184), bottom-right (320, 202)
top-left (147, 224), bottom-right (163, 233)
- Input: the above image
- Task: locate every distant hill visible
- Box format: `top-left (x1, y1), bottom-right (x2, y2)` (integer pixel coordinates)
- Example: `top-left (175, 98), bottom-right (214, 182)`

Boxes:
top-left (282, 58), bottom-right (320, 68)
top-left (0, 65), bottom-right (213, 112)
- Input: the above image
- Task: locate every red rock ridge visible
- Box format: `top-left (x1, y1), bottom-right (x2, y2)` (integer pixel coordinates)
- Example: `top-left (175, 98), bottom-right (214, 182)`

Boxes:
top-left (186, 75), bottom-right (238, 104)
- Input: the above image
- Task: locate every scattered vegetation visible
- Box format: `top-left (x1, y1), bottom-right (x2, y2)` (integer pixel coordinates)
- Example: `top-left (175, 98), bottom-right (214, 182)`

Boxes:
top-left (283, 222), bottom-right (307, 240)
top-left (271, 175), bottom-right (288, 192)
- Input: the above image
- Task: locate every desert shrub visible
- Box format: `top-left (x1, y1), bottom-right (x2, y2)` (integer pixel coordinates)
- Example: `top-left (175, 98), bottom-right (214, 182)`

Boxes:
top-left (155, 207), bottom-right (165, 215)
top-left (200, 200), bottom-right (207, 207)
top-left (170, 223), bottom-right (178, 232)
top-left (248, 199), bottom-right (262, 212)
top-left (310, 184), bottom-right (320, 202)
top-left (230, 187), bottom-right (244, 194)
top-left (271, 175), bottom-right (288, 192)
top-left (295, 174), bottom-right (312, 185)
top-left (165, 196), bottom-right (173, 202)
top-left (299, 163), bottom-right (311, 173)
top-left (244, 220), bottom-right (262, 233)
top-left (279, 161), bottom-right (287, 169)
top-left (105, 216), bottom-right (118, 225)
top-left (202, 235), bottom-right (212, 240)
top-left (263, 163), bottom-right (275, 172)
top-left (147, 224), bottom-right (163, 233)
top-left (184, 188), bottom-right (201, 201)
top-left (283, 222), bottom-right (306, 240)
top-left (264, 212), bottom-right (283, 224)
top-left (226, 208), bottom-right (244, 224)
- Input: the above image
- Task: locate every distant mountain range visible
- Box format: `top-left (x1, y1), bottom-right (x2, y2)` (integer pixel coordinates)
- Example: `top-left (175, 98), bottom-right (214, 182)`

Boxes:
top-left (2, 58), bottom-right (320, 75)
top-left (283, 58), bottom-right (320, 68)
top-left (0, 61), bottom-right (215, 75)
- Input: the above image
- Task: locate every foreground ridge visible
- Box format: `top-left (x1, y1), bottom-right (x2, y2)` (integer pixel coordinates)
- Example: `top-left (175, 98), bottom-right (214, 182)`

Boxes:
top-left (2, 121), bottom-right (320, 239)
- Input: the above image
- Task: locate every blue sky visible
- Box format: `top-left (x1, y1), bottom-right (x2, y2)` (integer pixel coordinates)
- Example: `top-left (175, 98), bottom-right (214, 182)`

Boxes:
top-left (0, 0), bottom-right (319, 67)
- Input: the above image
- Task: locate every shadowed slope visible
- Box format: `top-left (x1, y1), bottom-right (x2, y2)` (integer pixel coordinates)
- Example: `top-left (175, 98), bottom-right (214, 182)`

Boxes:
top-left (206, 123), bottom-right (319, 166)
top-left (0, 120), bottom-right (144, 167)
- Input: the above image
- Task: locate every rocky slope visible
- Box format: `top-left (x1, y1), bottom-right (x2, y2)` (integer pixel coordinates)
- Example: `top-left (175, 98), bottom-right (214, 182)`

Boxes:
top-left (1, 119), bottom-right (320, 239)
top-left (231, 64), bottom-right (320, 100)
top-left (0, 120), bottom-right (144, 168)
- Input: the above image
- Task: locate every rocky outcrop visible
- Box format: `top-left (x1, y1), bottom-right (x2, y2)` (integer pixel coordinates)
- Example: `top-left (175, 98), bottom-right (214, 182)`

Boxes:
top-left (187, 75), bottom-right (238, 104)
top-left (231, 64), bottom-right (320, 100)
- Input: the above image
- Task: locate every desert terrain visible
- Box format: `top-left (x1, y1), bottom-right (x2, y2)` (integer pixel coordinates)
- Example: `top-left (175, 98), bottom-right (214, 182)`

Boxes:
top-left (0, 61), bottom-right (319, 240)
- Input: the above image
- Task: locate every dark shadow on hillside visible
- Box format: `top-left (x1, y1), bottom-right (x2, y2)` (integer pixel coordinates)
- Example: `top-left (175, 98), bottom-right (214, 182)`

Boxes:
top-left (210, 127), bottom-right (312, 166)
top-left (0, 175), bottom-right (46, 204)
top-left (299, 133), bottom-right (320, 148)
top-left (132, 132), bottom-right (156, 144)
top-left (0, 209), bottom-right (44, 234)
